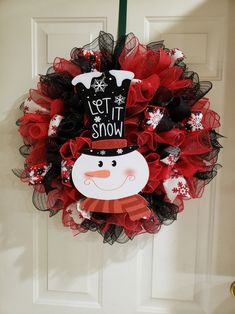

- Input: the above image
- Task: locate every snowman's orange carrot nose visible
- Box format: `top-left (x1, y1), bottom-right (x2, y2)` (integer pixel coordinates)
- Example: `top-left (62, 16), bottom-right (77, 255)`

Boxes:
top-left (85, 170), bottom-right (110, 178)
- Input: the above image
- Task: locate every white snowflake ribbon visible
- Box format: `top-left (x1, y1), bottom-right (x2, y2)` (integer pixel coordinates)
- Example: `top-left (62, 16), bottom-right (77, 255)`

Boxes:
top-left (169, 48), bottom-right (185, 67)
top-left (61, 160), bottom-right (74, 185)
top-left (28, 163), bottom-right (51, 185)
top-left (161, 154), bottom-right (179, 166)
top-left (48, 114), bottom-right (64, 137)
top-left (66, 201), bottom-right (91, 224)
top-left (163, 175), bottom-right (190, 202)
top-left (161, 146), bottom-right (180, 165)
top-left (23, 97), bottom-right (50, 115)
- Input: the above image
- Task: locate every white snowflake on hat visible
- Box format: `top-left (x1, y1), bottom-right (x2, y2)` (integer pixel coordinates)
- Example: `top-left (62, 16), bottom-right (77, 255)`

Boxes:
top-left (94, 116), bottom-right (101, 123)
top-left (117, 148), bottom-right (123, 154)
top-left (187, 112), bottom-right (204, 131)
top-left (146, 109), bottom-right (164, 130)
top-left (114, 94), bottom-right (125, 106)
top-left (100, 150), bottom-right (106, 155)
top-left (91, 77), bottom-right (108, 92)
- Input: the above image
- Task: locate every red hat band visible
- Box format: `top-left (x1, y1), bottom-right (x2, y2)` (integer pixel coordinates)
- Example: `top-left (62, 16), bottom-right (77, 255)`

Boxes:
top-left (91, 139), bottom-right (127, 150)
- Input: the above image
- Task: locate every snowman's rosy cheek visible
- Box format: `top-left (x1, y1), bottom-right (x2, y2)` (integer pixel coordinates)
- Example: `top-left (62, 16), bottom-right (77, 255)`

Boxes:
top-left (125, 168), bottom-right (135, 176)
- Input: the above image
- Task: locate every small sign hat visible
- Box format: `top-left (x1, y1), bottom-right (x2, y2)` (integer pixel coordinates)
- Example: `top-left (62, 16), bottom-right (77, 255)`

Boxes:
top-left (72, 70), bottom-right (137, 156)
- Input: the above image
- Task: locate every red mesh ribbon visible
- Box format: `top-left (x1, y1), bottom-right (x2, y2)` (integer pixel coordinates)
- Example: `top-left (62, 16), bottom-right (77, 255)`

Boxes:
top-left (119, 34), bottom-right (192, 91)
top-left (19, 114), bottom-right (50, 140)
top-left (119, 35), bottom-right (171, 79)
top-left (53, 57), bottom-right (81, 77)
top-left (60, 137), bottom-right (91, 160)
top-left (29, 89), bottom-right (52, 111)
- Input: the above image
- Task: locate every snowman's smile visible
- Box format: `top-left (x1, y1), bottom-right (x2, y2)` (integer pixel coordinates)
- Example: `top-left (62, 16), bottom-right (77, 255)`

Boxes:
top-left (84, 175), bottom-right (135, 191)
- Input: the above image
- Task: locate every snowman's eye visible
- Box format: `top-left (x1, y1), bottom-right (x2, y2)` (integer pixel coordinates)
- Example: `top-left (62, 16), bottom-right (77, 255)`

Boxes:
top-left (112, 160), bottom-right (117, 167)
top-left (98, 161), bottom-right (103, 167)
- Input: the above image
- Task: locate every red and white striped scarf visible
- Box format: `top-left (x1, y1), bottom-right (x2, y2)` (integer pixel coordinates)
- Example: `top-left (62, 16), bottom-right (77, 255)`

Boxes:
top-left (80, 194), bottom-right (151, 221)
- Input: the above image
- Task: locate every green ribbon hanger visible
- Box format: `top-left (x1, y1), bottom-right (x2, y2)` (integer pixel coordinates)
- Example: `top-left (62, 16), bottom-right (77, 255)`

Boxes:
top-left (118, 0), bottom-right (127, 38)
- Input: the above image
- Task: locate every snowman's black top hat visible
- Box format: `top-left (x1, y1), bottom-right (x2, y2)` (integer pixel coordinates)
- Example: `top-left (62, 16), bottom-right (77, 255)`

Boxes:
top-left (72, 70), bottom-right (138, 156)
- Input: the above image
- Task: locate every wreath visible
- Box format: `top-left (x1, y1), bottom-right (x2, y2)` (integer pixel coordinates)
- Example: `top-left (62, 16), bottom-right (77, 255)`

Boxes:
top-left (14, 32), bottom-right (222, 244)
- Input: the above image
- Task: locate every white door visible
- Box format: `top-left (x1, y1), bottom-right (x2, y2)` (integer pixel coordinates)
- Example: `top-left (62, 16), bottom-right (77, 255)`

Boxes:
top-left (0, 0), bottom-right (234, 313)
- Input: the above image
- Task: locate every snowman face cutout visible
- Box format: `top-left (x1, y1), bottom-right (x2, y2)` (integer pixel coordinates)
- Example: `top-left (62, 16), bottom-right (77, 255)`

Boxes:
top-left (72, 151), bottom-right (149, 200)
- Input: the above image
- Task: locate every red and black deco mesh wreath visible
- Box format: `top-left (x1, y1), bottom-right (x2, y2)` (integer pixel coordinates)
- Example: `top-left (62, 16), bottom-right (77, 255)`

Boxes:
top-left (14, 32), bottom-right (222, 244)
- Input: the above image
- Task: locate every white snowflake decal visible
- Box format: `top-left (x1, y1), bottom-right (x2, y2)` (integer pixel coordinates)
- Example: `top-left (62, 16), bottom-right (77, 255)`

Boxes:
top-left (66, 201), bottom-right (91, 225)
top-left (187, 112), bottom-right (204, 131)
top-left (172, 181), bottom-right (190, 198)
top-left (91, 77), bottom-right (108, 93)
top-left (146, 109), bottom-right (164, 130)
top-left (117, 148), bottom-right (123, 154)
top-left (94, 116), bottom-right (101, 123)
top-left (170, 48), bottom-right (185, 66)
top-left (114, 94), bottom-right (125, 106)
top-left (100, 150), bottom-right (106, 155)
